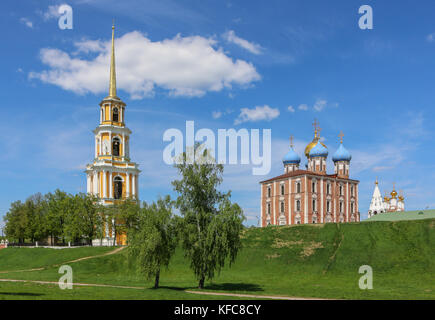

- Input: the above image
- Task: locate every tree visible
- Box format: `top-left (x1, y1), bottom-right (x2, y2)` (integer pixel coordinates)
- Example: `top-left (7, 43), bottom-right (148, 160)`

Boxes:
top-left (45, 189), bottom-right (69, 244)
top-left (128, 196), bottom-right (177, 288)
top-left (4, 200), bottom-right (28, 243)
top-left (172, 145), bottom-right (245, 289)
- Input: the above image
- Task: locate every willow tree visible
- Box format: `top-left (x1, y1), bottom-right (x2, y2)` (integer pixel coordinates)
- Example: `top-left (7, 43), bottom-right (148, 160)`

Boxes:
top-left (128, 196), bottom-right (177, 289)
top-left (172, 145), bottom-right (245, 289)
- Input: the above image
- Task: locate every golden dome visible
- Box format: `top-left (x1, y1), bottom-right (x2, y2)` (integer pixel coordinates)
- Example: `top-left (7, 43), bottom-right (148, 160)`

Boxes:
top-left (390, 190), bottom-right (397, 199)
top-left (304, 135), bottom-right (327, 158)
top-left (398, 195), bottom-right (404, 201)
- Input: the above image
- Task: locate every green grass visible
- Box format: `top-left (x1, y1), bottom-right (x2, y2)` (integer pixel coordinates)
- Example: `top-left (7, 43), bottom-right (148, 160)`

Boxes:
top-left (0, 219), bottom-right (434, 299)
top-left (0, 246), bottom-right (113, 271)
top-left (365, 209), bottom-right (435, 222)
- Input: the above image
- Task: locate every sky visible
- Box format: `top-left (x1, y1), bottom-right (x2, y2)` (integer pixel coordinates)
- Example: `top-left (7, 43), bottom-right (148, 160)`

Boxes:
top-left (1, 0), bottom-right (435, 229)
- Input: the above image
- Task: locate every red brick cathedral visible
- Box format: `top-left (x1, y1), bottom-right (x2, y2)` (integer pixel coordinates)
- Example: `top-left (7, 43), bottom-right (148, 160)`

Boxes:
top-left (260, 121), bottom-right (360, 226)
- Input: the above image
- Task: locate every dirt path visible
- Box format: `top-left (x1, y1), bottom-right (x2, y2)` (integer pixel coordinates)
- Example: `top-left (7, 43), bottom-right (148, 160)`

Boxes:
top-left (0, 278), bottom-right (144, 290)
top-left (0, 278), bottom-right (324, 300)
top-left (185, 290), bottom-right (327, 300)
top-left (0, 247), bottom-right (126, 275)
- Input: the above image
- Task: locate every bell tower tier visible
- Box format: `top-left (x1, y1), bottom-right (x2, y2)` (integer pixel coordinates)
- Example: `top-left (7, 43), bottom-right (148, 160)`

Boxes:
top-left (85, 23), bottom-right (140, 205)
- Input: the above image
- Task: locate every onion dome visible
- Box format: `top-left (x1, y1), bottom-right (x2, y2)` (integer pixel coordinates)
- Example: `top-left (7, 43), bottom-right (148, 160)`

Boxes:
top-left (309, 141), bottom-right (328, 158)
top-left (390, 189), bottom-right (398, 199)
top-left (384, 192), bottom-right (390, 202)
top-left (332, 143), bottom-right (352, 162)
top-left (305, 136), bottom-right (327, 158)
top-left (283, 147), bottom-right (301, 164)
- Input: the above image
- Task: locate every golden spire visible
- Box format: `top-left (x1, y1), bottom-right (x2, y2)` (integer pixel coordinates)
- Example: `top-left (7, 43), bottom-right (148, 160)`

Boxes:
top-left (390, 183), bottom-right (397, 199)
top-left (338, 131), bottom-right (344, 144)
top-left (312, 119), bottom-right (319, 138)
top-left (375, 177), bottom-right (378, 185)
top-left (109, 21), bottom-right (117, 98)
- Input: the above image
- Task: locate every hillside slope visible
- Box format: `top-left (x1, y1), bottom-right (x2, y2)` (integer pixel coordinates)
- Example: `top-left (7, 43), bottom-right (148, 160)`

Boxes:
top-left (0, 219), bottom-right (434, 299)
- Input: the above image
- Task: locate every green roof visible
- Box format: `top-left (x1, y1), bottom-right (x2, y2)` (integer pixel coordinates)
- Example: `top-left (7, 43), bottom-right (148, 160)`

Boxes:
top-left (364, 209), bottom-right (435, 222)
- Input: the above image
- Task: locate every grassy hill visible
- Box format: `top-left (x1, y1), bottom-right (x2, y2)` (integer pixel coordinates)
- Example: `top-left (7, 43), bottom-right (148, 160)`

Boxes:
top-left (0, 219), bottom-right (434, 299)
top-left (365, 209), bottom-right (435, 222)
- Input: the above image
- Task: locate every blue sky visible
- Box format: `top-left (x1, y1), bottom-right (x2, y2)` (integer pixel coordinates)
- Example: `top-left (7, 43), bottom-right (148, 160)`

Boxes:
top-left (1, 0), bottom-right (435, 228)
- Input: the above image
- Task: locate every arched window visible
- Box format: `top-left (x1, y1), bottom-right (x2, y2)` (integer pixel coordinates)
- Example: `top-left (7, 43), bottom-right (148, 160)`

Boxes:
top-left (114, 176), bottom-right (123, 199)
top-left (113, 137), bottom-right (120, 156)
top-left (296, 182), bottom-right (301, 193)
top-left (113, 107), bottom-right (119, 122)
top-left (312, 199), bottom-right (316, 212)
top-left (281, 184), bottom-right (285, 195)
top-left (267, 187), bottom-right (271, 198)
top-left (296, 200), bottom-right (301, 211)
top-left (267, 203), bottom-right (271, 215)
top-left (280, 202), bottom-right (284, 213)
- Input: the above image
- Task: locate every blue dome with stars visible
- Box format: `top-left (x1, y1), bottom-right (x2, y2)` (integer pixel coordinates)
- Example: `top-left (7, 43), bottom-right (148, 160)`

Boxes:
top-left (283, 147), bottom-right (301, 164)
top-left (332, 143), bottom-right (352, 162)
top-left (309, 141), bottom-right (328, 158)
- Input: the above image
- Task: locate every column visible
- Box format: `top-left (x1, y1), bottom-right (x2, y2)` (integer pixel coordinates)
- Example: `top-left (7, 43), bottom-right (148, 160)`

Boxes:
top-left (135, 174), bottom-right (139, 200)
top-left (122, 134), bottom-right (125, 157)
top-left (346, 182), bottom-right (349, 222)
top-left (102, 170), bottom-right (107, 198)
top-left (260, 184), bottom-right (263, 227)
top-left (320, 178), bottom-right (324, 223)
top-left (288, 178), bottom-right (292, 225)
top-left (109, 171), bottom-right (113, 198)
top-left (87, 174), bottom-right (91, 194)
top-left (126, 173), bottom-right (130, 197)
top-left (132, 174), bottom-right (136, 198)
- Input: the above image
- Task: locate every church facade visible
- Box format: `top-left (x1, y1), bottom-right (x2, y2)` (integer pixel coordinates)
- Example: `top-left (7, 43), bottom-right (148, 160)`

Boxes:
top-left (260, 122), bottom-right (360, 226)
top-left (85, 25), bottom-right (140, 245)
top-left (368, 180), bottom-right (405, 218)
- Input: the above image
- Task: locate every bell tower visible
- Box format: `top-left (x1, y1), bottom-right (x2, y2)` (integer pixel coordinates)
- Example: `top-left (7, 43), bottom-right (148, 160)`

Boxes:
top-left (85, 24), bottom-right (140, 206)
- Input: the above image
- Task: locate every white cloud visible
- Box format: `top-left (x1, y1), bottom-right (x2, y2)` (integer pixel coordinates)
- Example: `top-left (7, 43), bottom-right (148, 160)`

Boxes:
top-left (234, 105), bottom-right (280, 125)
top-left (223, 30), bottom-right (263, 55)
top-left (29, 31), bottom-right (261, 99)
top-left (40, 5), bottom-right (62, 21)
top-left (287, 105), bottom-right (295, 113)
top-left (313, 99), bottom-right (327, 112)
top-left (298, 104), bottom-right (308, 111)
top-left (20, 17), bottom-right (33, 28)
top-left (426, 33), bottom-right (435, 42)
top-left (212, 111), bottom-right (222, 119)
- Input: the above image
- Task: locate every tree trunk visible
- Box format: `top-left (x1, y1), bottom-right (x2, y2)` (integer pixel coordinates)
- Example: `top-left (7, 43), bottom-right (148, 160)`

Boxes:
top-left (198, 276), bottom-right (205, 289)
top-left (154, 270), bottom-right (160, 289)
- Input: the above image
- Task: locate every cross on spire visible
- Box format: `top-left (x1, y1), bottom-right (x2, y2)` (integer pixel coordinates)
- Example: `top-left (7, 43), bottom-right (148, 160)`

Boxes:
top-left (289, 135), bottom-right (294, 148)
top-left (338, 131), bottom-right (344, 144)
top-left (312, 119), bottom-right (322, 137)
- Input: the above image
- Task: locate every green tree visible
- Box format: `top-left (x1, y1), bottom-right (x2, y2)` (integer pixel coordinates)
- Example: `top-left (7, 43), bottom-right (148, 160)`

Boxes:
top-left (128, 196), bottom-right (177, 288)
top-left (4, 200), bottom-right (28, 243)
top-left (172, 146), bottom-right (245, 289)
top-left (45, 190), bottom-right (69, 243)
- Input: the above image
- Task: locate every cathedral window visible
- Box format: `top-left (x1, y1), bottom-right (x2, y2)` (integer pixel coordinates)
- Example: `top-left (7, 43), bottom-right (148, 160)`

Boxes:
top-left (113, 107), bottom-right (119, 122)
top-left (114, 176), bottom-right (123, 199)
top-left (351, 202), bottom-right (354, 213)
top-left (339, 185), bottom-right (343, 196)
top-left (267, 203), bottom-right (271, 215)
top-left (339, 202), bottom-right (343, 213)
top-left (267, 187), bottom-right (271, 198)
top-left (296, 200), bottom-right (301, 211)
top-left (113, 137), bottom-right (120, 156)
top-left (351, 185), bottom-right (354, 196)
top-left (281, 184), bottom-right (285, 195)
top-left (312, 181), bottom-right (316, 193)
top-left (280, 202), bottom-right (284, 213)
top-left (312, 199), bottom-right (316, 212)
top-left (327, 201), bottom-right (330, 212)
top-left (296, 182), bottom-right (301, 193)
top-left (327, 184), bottom-right (331, 195)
